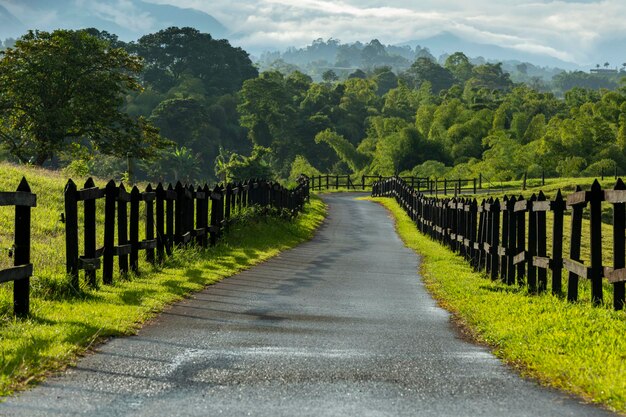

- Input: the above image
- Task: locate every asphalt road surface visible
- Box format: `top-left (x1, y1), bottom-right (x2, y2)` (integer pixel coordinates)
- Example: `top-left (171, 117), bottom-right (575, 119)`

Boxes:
top-left (1, 194), bottom-right (616, 416)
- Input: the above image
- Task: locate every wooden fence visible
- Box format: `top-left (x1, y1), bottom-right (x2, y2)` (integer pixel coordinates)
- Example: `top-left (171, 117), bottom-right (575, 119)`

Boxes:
top-left (0, 178), bottom-right (35, 317)
top-left (372, 176), bottom-right (626, 311)
top-left (310, 174), bottom-right (478, 195)
top-left (1, 177), bottom-right (308, 317)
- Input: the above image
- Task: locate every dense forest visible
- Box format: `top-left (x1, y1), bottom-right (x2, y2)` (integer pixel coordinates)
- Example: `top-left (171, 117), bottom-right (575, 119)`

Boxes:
top-left (1, 27), bottom-right (626, 184)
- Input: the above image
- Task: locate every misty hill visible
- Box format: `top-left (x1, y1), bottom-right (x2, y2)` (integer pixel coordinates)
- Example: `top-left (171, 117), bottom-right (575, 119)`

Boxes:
top-left (403, 32), bottom-right (580, 70)
top-left (0, 0), bottom-right (227, 41)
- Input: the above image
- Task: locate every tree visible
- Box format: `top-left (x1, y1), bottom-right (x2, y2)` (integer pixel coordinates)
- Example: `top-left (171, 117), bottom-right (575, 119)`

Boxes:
top-left (322, 69), bottom-right (339, 83)
top-left (133, 27), bottom-right (258, 95)
top-left (444, 52), bottom-right (473, 83)
top-left (403, 57), bottom-right (455, 93)
top-left (0, 29), bottom-right (167, 165)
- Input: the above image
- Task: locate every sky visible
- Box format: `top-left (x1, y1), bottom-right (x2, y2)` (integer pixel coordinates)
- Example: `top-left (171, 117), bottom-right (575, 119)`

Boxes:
top-left (1, 0), bottom-right (625, 66)
top-left (153, 0), bottom-right (626, 65)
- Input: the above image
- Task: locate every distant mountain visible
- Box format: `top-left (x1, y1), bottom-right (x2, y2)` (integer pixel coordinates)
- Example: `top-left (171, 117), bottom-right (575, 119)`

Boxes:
top-left (0, 0), bottom-right (228, 41)
top-left (400, 32), bottom-right (581, 70)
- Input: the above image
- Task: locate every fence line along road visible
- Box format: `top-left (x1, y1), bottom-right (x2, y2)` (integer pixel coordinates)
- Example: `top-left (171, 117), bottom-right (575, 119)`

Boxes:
top-left (0, 176), bottom-right (310, 317)
top-left (310, 174), bottom-right (492, 195)
top-left (373, 176), bottom-right (626, 311)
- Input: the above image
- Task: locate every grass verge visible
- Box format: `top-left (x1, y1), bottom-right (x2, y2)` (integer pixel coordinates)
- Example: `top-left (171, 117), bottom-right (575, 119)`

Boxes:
top-left (0, 190), bottom-right (326, 397)
top-left (366, 196), bottom-right (626, 413)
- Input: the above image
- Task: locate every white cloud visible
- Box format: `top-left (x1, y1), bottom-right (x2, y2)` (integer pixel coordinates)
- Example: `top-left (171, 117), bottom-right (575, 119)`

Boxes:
top-left (80, 0), bottom-right (157, 32)
top-left (2, 0), bottom-right (625, 65)
top-left (142, 0), bottom-right (626, 64)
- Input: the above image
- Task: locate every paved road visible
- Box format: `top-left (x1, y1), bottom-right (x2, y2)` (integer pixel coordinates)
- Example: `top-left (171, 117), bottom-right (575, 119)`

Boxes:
top-left (1, 194), bottom-right (615, 416)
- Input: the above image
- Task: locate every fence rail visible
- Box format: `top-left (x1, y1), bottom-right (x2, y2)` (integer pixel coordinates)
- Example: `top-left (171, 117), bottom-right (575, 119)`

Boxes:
top-left (373, 176), bottom-right (626, 311)
top-left (1, 176), bottom-right (309, 317)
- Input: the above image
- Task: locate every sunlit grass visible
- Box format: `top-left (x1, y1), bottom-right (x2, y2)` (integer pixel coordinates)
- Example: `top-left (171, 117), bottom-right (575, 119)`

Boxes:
top-left (367, 196), bottom-right (626, 413)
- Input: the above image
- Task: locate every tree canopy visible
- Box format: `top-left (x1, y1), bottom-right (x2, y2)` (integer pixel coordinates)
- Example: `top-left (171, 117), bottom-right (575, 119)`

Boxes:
top-left (0, 29), bottom-right (167, 165)
top-left (132, 27), bottom-right (258, 95)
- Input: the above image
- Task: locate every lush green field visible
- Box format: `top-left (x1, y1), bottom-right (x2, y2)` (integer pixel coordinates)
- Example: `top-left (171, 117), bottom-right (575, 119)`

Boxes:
top-left (368, 196), bottom-right (626, 413)
top-left (0, 162), bottom-right (326, 396)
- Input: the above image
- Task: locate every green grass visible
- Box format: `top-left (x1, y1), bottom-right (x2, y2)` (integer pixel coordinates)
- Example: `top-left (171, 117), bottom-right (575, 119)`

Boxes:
top-left (0, 162), bottom-right (326, 396)
top-left (366, 196), bottom-right (626, 413)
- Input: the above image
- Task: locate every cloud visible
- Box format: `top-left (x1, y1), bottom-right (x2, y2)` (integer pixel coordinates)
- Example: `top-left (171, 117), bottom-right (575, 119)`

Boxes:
top-left (85, 0), bottom-right (157, 32)
top-left (2, 0), bottom-right (624, 65)
top-left (141, 0), bottom-right (626, 64)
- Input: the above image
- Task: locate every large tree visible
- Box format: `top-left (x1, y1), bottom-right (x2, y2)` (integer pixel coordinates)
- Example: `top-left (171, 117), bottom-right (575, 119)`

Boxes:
top-left (0, 29), bottom-right (167, 165)
top-left (133, 27), bottom-right (258, 95)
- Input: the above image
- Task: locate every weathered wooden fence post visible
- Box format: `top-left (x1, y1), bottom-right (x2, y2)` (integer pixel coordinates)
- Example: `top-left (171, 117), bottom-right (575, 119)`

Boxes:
top-left (527, 193), bottom-right (537, 293)
top-left (551, 190), bottom-right (565, 295)
top-left (145, 184), bottom-right (156, 265)
top-left (589, 180), bottom-right (604, 305)
top-left (515, 196), bottom-right (526, 285)
top-left (117, 183), bottom-right (129, 275)
top-left (83, 178), bottom-right (97, 287)
top-left (155, 183), bottom-right (166, 262)
top-left (536, 191), bottom-right (548, 293)
top-left (103, 180), bottom-right (116, 284)
top-left (64, 179), bottom-right (79, 289)
top-left (566, 186), bottom-right (584, 302)
top-left (130, 186), bottom-right (140, 273)
top-left (609, 179), bottom-right (626, 310)
top-left (13, 178), bottom-right (35, 317)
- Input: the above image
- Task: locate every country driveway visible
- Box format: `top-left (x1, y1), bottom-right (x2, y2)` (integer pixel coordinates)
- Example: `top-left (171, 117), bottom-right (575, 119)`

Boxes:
top-left (0, 193), bottom-right (615, 416)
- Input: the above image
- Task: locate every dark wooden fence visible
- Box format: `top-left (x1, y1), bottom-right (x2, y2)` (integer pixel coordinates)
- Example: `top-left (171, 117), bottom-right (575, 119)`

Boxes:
top-left (310, 174), bottom-right (478, 194)
top-left (0, 178), bottom-right (36, 317)
top-left (372, 176), bottom-right (626, 311)
top-left (1, 176), bottom-right (308, 317)
top-left (64, 177), bottom-right (309, 291)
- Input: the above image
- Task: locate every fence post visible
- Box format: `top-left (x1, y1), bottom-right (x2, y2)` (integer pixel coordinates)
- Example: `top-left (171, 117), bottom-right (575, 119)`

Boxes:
top-left (145, 184), bottom-right (155, 265)
top-left (187, 184), bottom-right (195, 239)
top-left (551, 190), bottom-right (565, 296)
top-left (13, 178), bottom-right (33, 317)
top-left (567, 186), bottom-right (584, 302)
top-left (130, 186), bottom-right (140, 273)
top-left (500, 196), bottom-right (509, 282)
top-left (103, 180), bottom-right (116, 284)
top-left (203, 184), bottom-right (211, 245)
top-left (174, 181), bottom-right (184, 245)
top-left (536, 191), bottom-right (548, 293)
top-left (490, 199), bottom-right (500, 281)
top-left (225, 183), bottom-right (232, 223)
top-left (196, 186), bottom-right (205, 247)
top-left (210, 185), bottom-right (221, 245)
top-left (118, 183), bottom-right (129, 275)
top-left (589, 180), bottom-right (603, 305)
top-left (64, 179), bottom-right (79, 289)
top-left (155, 183), bottom-right (165, 262)
top-left (612, 179), bottom-right (626, 310)
top-left (476, 199), bottom-right (486, 271)
top-left (527, 194), bottom-right (537, 293)
top-left (165, 184), bottom-right (174, 256)
top-left (83, 178), bottom-right (97, 287)
top-left (516, 195), bottom-right (526, 286)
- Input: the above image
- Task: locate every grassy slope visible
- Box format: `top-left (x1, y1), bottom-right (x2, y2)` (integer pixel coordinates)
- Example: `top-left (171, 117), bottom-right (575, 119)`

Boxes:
top-left (367, 196), bottom-right (626, 413)
top-left (0, 162), bottom-right (326, 396)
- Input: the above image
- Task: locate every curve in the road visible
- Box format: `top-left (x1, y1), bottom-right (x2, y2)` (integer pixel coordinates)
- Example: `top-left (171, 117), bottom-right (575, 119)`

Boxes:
top-left (0, 193), bottom-right (616, 417)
